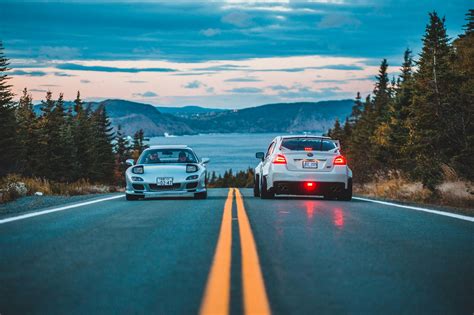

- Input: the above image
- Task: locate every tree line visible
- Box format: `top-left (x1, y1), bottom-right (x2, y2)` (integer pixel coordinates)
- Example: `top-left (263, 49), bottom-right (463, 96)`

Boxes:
top-left (327, 10), bottom-right (473, 191)
top-left (0, 45), bottom-right (148, 185)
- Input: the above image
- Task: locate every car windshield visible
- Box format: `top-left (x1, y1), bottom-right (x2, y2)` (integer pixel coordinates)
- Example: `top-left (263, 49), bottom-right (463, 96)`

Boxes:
top-left (281, 138), bottom-right (337, 151)
top-left (138, 149), bottom-right (198, 164)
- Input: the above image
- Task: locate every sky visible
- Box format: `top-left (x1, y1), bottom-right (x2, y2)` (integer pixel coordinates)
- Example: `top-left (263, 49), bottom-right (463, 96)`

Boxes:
top-left (0, 0), bottom-right (471, 109)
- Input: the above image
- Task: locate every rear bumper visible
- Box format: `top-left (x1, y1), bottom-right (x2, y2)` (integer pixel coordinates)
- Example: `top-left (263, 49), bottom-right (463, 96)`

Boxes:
top-left (270, 168), bottom-right (350, 189)
top-left (273, 181), bottom-right (346, 195)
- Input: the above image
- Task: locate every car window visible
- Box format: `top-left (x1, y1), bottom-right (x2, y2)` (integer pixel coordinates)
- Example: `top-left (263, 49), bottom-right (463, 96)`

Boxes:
top-left (266, 142), bottom-right (275, 157)
top-left (281, 138), bottom-right (337, 151)
top-left (138, 149), bottom-right (197, 164)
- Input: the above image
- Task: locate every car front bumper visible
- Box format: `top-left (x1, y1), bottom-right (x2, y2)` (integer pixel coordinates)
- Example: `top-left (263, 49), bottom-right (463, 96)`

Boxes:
top-left (125, 181), bottom-right (206, 198)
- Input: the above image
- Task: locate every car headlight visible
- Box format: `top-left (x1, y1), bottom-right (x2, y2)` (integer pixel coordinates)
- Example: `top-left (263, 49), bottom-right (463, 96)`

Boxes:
top-left (186, 164), bottom-right (198, 173)
top-left (132, 166), bottom-right (144, 174)
top-left (186, 175), bottom-right (199, 180)
top-left (131, 176), bottom-right (144, 181)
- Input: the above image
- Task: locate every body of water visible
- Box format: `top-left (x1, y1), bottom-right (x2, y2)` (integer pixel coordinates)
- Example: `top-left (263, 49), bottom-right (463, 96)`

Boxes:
top-left (148, 133), bottom-right (321, 175)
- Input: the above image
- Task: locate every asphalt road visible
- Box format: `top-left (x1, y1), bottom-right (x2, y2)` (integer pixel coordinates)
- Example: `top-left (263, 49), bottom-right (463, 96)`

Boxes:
top-left (0, 189), bottom-right (472, 315)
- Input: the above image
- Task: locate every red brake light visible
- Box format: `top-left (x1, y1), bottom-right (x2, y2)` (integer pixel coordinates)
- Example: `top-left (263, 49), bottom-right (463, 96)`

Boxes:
top-left (334, 155), bottom-right (346, 165)
top-left (273, 154), bottom-right (287, 164)
top-left (304, 147), bottom-right (312, 151)
top-left (304, 182), bottom-right (316, 190)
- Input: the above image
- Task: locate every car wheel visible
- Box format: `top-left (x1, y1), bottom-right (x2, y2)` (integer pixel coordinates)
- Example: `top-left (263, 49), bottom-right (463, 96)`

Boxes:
top-left (339, 178), bottom-right (352, 201)
top-left (254, 174), bottom-right (260, 197)
top-left (260, 176), bottom-right (274, 199)
top-left (194, 191), bottom-right (208, 199)
top-left (126, 193), bottom-right (139, 201)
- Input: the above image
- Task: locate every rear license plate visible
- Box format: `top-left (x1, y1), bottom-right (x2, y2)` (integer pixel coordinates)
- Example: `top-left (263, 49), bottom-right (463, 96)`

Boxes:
top-left (156, 177), bottom-right (173, 186)
top-left (303, 161), bottom-right (318, 169)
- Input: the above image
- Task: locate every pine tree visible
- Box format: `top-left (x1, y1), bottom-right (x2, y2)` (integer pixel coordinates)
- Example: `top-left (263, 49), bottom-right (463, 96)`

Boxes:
top-left (132, 129), bottom-right (148, 160)
top-left (60, 101), bottom-right (79, 181)
top-left (16, 88), bottom-right (38, 176)
top-left (408, 12), bottom-right (456, 190)
top-left (0, 41), bottom-right (18, 176)
top-left (114, 124), bottom-right (131, 185)
top-left (450, 9), bottom-right (474, 180)
top-left (389, 48), bottom-right (414, 171)
top-left (73, 92), bottom-right (94, 179)
top-left (90, 104), bottom-right (115, 183)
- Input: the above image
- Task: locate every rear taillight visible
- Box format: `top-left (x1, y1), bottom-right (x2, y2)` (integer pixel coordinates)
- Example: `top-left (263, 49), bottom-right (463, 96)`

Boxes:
top-left (272, 154), bottom-right (287, 164)
top-left (333, 155), bottom-right (346, 166)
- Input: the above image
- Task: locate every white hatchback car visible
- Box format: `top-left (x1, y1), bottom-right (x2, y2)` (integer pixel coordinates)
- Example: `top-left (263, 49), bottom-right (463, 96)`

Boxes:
top-left (125, 145), bottom-right (209, 200)
top-left (254, 135), bottom-right (352, 200)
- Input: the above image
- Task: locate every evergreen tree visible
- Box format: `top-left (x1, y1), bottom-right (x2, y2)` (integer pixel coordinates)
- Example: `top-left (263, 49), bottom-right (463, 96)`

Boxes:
top-left (114, 124), bottom-right (131, 185)
top-left (389, 48), bottom-right (414, 171)
top-left (73, 91), bottom-right (94, 179)
top-left (132, 129), bottom-right (148, 160)
top-left (450, 9), bottom-right (474, 180)
top-left (60, 101), bottom-right (79, 181)
top-left (90, 104), bottom-right (115, 183)
top-left (408, 12), bottom-right (456, 189)
top-left (0, 41), bottom-right (18, 176)
top-left (16, 88), bottom-right (38, 176)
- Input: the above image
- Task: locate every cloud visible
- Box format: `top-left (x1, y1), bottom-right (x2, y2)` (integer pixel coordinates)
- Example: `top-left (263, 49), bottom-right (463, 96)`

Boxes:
top-left (133, 91), bottom-right (158, 98)
top-left (29, 88), bottom-right (48, 92)
top-left (254, 64), bottom-right (364, 72)
top-left (227, 87), bottom-right (263, 93)
top-left (201, 28), bottom-right (221, 37)
top-left (225, 76), bottom-right (261, 82)
top-left (127, 80), bottom-right (147, 83)
top-left (80, 79), bottom-right (91, 84)
top-left (54, 72), bottom-right (75, 77)
top-left (56, 63), bottom-right (176, 73)
top-left (221, 12), bottom-right (253, 27)
top-left (317, 14), bottom-right (361, 29)
top-left (193, 64), bottom-right (249, 71)
top-left (10, 70), bottom-right (47, 77)
top-left (38, 46), bottom-right (80, 59)
top-left (184, 80), bottom-right (204, 89)
top-left (268, 85), bottom-right (290, 91)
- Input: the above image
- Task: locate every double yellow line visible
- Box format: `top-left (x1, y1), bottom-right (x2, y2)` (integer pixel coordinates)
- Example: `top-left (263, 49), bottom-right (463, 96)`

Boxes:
top-left (200, 188), bottom-right (271, 315)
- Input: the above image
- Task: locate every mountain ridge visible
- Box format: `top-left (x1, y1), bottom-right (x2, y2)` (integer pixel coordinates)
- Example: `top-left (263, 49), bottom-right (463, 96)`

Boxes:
top-left (33, 99), bottom-right (354, 136)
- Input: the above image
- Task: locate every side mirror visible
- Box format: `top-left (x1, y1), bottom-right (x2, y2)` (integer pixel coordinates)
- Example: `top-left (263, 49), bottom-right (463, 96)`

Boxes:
top-left (255, 152), bottom-right (265, 161)
top-left (201, 158), bottom-right (210, 164)
top-left (126, 159), bottom-right (135, 166)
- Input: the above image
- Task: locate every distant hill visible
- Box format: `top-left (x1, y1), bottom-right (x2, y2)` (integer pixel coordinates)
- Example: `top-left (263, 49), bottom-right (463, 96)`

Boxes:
top-left (156, 105), bottom-right (227, 118)
top-left (34, 99), bottom-right (354, 136)
top-left (186, 100), bottom-right (354, 133)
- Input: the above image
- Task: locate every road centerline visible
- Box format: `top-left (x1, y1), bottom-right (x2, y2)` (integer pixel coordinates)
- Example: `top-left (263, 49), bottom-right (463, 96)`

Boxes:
top-left (235, 188), bottom-right (271, 315)
top-left (200, 188), bottom-right (234, 315)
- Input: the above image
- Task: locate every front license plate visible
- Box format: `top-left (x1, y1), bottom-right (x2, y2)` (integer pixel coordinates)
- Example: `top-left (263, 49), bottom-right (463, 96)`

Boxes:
top-left (156, 177), bottom-right (173, 186)
top-left (303, 161), bottom-right (318, 169)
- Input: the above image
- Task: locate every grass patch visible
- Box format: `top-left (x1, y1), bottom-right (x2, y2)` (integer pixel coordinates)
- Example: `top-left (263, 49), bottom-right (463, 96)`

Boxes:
top-left (354, 171), bottom-right (474, 213)
top-left (0, 174), bottom-right (119, 203)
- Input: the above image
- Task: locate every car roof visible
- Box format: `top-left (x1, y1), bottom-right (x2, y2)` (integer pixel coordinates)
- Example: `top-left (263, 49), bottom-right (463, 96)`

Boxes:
top-left (279, 135), bottom-right (332, 140)
top-left (147, 145), bottom-right (191, 150)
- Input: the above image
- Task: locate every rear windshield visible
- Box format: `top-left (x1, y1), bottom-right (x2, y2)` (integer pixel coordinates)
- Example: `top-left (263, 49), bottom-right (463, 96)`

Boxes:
top-left (138, 149), bottom-right (198, 164)
top-left (281, 138), bottom-right (337, 152)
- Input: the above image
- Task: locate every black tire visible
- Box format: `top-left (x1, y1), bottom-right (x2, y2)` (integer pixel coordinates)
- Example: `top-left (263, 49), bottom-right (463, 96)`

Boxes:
top-left (254, 174), bottom-right (260, 197)
top-left (260, 176), bottom-right (274, 199)
top-left (338, 178), bottom-right (353, 201)
top-left (126, 193), bottom-right (139, 201)
top-left (194, 191), bottom-right (208, 199)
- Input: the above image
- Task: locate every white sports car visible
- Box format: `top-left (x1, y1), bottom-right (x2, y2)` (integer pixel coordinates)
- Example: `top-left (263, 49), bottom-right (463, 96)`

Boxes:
top-left (125, 145), bottom-right (209, 200)
top-left (254, 135), bottom-right (352, 200)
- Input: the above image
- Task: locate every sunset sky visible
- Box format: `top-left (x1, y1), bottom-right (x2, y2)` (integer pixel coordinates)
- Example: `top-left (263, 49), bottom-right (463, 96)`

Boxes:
top-left (0, 0), bottom-right (470, 108)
